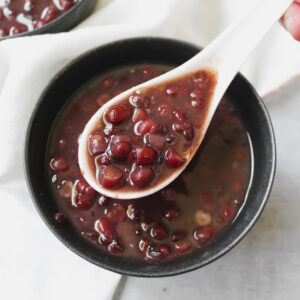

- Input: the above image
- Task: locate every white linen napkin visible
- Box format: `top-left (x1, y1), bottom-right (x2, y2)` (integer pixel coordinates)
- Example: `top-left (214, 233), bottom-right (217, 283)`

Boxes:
top-left (0, 0), bottom-right (299, 299)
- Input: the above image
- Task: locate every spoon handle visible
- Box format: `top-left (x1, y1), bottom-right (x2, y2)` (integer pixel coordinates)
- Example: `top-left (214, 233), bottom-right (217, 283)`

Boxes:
top-left (203, 0), bottom-right (293, 81)
top-left (179, 0), bottom-right (293, 114)
top-left (188, 0), bottom-right (293, 71)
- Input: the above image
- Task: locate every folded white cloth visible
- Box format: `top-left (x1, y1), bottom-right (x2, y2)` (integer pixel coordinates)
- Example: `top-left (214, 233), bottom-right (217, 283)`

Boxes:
top-left (0, 0), bottom-right (299, 299)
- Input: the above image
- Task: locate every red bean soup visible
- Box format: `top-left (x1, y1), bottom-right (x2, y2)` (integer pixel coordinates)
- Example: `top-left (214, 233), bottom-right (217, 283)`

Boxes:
top-left (47, 64), bottom-right (252, 262)
top-left (0, 0), bottom-right (77, 37)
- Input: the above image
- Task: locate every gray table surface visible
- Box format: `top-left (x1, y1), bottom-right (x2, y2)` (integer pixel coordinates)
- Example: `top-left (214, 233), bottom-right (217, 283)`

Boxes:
top-left (114, 77), bottom-right (300, 300)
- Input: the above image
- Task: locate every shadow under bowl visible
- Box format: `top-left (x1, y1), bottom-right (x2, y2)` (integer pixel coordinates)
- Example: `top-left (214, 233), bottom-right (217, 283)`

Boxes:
top-left (0, 0), bottom-right (96, 41)
top-left (25, 37), bottom-right (276, 277)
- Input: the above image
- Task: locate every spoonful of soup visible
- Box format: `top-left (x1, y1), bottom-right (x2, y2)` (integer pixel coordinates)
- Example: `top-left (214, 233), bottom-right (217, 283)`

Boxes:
top-left (78, 0), bottom-right (292, 199)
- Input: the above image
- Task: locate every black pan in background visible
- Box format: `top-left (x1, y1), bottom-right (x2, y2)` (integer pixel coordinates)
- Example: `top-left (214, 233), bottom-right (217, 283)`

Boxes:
top-left (0, 0), bottom-right (96, 41)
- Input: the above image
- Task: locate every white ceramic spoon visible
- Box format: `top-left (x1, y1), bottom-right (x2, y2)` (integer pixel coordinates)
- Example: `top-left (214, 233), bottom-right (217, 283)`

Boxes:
top-left (78, 0), bottom-right (292, 199)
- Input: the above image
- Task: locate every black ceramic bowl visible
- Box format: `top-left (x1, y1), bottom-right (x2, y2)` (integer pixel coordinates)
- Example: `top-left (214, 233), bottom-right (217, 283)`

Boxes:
top-left (25, 37), bottom-right (276, 277)
top-left (0, 0), bottom-right (96, 41)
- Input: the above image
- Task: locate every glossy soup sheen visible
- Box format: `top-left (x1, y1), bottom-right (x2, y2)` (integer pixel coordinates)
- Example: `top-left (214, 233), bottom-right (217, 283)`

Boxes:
top-left (0, 0), bottom-right (77, 37)
top-left (47, 64), bottom-right (251, 261)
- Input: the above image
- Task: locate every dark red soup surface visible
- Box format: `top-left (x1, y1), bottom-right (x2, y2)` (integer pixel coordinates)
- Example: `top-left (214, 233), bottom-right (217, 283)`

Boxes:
top-left (48, 64), bottom-right (251, 261)
top-left (86, 69), bottom-right (216, 192)
top-left (0, 0), bottom-right (77, 37)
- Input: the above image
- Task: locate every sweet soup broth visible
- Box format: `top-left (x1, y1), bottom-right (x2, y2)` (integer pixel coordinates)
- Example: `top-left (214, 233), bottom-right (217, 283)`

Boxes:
top-left (47, 64), bottom-right (251, 261)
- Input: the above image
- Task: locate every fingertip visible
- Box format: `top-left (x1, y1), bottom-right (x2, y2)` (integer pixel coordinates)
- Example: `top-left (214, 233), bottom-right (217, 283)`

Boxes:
top-left (282, 2), bottom-right (300, 41)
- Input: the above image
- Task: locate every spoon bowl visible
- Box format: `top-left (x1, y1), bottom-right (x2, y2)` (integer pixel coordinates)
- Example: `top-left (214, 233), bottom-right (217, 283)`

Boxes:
top-left (79, 0), bottom-right (291, 199)
top-left (78, 67), bottom-right (216, 199)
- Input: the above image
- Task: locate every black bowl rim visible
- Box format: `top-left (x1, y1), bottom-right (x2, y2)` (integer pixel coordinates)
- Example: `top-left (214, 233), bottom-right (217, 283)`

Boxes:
top-left (0, 0), bottom-right (96, 41)
top-left (24, 37), bottom-right (276, 277)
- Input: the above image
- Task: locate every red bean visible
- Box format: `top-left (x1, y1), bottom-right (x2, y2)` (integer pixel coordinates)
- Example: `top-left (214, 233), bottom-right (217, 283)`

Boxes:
top-left (164, 207), bottom-right (180, 220)
top-left (140, 220), bottom-right (156, 233)
top-left (58, 180), bottom-right (73, 198)
top-left (108, 239), bottom-right (123, 254)
top-left (141, 67), bottom-right (153, 78)
top-left (54, 212), bottom-right (65, 224)
top-left (146, 245), bottom-right (165, 261)
top-left (157, 101), bottom-right (172, 117)
top-left (99, 166), bottom-right (123, 188)
top-left (76, 180), bottom-right (96, 198)
top-left (190, 99), bottom-right (204, 110)
top-left (144, 133), bottom-right (166, 151)
top-left (165, 150), bottom-right (185, 168)
top-left (50, 157), bottom-right (69, 172)
top-left (97, 154), bottom-right (111, 166)
top-left (150, 223), bottom-right (167, 240)
top-left (59, 0), bottom-right (75, 10)
top-left (130, 167), bottom-right (154, 187)
top-left (172, 109), bottom-right (187, 123)
top-left (81, 231), bottom-right (99, 241)
top-left (111, 134), bottom-right (133, 144)
top-left (105, 104), bottom-right (132, 125)
top-left (165, 133), bottom-right (177, 144)
top-left (172, 122), bottom-right (194, 140)
top-left (221, 206), bottom-right (235, 220)
top-left (111, 142), bottom-right (132, 160)
top-left (132, 108), bottom-right (147, 123)
top-left (127, 151), bottom-right (137, 165)
top-left (136, 145), bottom-right (157, 166)
top-left (193, 226), bottom-right (215, 245)
top-left (0, 28), bottom-right (8, 37)
top-left (165, 86), bottom-right (178, 96)
top-left (190, 89), bottom-right (204, 100)
top-left (129, 94), bottom-right (149, 108)
top-left (233, 196), bottom-right (244, 206)
top-left (98, 195), bottom-right (110, 206)
top-left (43, 5), bottom-right (57, 23)
top-left (193, 71), bottom-right (210, 88)
top-left (75, 194), bottom-right (93, 210)
top-left (158, 244), bottom-right (171, 256)
top-left (174, 241), bottom-right (190, 253)
top-left (136, 119), bottom-right (159, 136)
top-left (127, 203), bottom-right (142, 221)
top-left (138, 237), bottom-right (150, 254)
top-left (88, 134), bottom-right (107, 155)
top-left (103, 126), bottom-right (119, 137)
top-left (101, 76), bottom-right (115, 89)
top-left (58, 139), bottom-right (67, 149)
top-left (171, 230), bottom-right (186, 242)
top-left (95, 218), bottom-right (114, 243)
